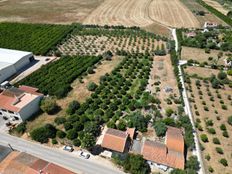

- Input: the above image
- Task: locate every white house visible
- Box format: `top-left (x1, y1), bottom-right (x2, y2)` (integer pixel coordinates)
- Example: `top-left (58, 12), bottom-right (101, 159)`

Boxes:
top-left (0, 85), bottom-right (43, 121)
top-left (0, 48), bottom-right (34, 83)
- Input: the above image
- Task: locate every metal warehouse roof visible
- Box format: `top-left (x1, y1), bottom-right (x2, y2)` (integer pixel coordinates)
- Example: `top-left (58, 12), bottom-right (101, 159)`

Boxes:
top-left (0, 48), bottom-right (32, 69)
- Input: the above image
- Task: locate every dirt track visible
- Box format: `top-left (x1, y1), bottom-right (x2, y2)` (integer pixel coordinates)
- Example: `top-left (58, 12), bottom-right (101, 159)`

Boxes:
top-left (83, 0), bottom-right (200, 28)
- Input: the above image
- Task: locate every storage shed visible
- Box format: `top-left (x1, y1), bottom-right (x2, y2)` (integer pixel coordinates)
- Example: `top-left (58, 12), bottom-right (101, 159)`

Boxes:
top-left (0, 48), bottom-right (34, 83)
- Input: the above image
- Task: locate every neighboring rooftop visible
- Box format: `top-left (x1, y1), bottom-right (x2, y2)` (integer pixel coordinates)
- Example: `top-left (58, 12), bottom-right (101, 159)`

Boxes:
top-left (0, 86), bottom-right (42, 112)
top-left (166, 126), bottom-right (184, 153)
top-left (0, 48), bottom-right (32, 65)
top-left (0, 145), bottom-right (12, 162)
top-left (141, 126), bottom-right (185, 169)
top-left (0, 151), bottom-right (75, 174)
top-left (101, 128), bottom-right (128, 153)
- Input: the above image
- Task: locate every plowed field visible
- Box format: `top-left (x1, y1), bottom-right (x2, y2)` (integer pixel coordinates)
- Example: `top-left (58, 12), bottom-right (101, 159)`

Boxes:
top-left (84, 0), bottom-right (200, 28)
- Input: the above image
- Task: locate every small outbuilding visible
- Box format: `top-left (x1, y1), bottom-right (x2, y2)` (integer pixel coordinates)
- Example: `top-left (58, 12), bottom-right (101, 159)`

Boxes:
top-left (0, 48), bottom-right (34, 83)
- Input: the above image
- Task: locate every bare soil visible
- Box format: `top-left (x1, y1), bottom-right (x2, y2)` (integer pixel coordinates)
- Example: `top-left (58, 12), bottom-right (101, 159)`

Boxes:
top-left (184, 66), bottom-right (232, 81)
top-left (181, 46), bottom-right (230, 66)
top-left (147, 55), bottom-right (180, 114)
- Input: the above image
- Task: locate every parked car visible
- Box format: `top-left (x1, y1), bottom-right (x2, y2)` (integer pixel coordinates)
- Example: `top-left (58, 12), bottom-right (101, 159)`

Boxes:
top-left (63, 145), bottom-right (74, 152)
top-left (79, 151), bottom-right (90, 159)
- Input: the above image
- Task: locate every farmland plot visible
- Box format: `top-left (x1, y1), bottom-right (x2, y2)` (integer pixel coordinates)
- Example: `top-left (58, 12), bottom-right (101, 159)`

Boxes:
top-left (185, 78), bottom-right (232, 174)
top-left (57, 27), bottom-right (167, 56)
top-left (203, 0), bottom-right (229, 15)
top-left (84, 0), bottom-right (200, 28)
top-left (181, 0), bottom-right (227, 26)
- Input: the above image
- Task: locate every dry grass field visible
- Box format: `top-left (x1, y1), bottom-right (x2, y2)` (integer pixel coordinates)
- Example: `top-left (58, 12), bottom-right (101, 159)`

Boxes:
top-left (203, 0), bottom-right (229, 15)
top-left (184, 66), bottom-right (232, 81)
top-left (181, 46), bottom-right (230, 66)
top-left (186, 78), bottom-right (232, 174)
top-left (0, 0), bottom-right (103, 23)
top-left (84, 0), bottom-right (200, 28)
top-left (147, 55), bottom-right (181, 114)
top-left (180, 0), bottom-right (227, 26)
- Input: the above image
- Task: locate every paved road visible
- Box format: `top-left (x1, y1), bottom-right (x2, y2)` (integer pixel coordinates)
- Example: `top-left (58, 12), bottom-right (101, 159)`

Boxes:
top-left (172, 29), bottom-right (205, 174)
top-left (0, 133), bottom-right (123, 174)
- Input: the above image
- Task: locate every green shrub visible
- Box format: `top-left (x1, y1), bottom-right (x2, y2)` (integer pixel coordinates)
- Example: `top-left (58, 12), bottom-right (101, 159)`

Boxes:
top-left (56, 130), bottom-right (66, 138)
top-left (66, 129), bottom-right (78, 140)
top-left (220, 124), bottom-right (226, 131)
top-left (207, 128), bottom-right (216, 134)
top-left (205, 154), bottom-right (211, 161)
top-left (66, 100), bottom-right (80, 115)
top-left (87, 82), bottom-right (98, 91)
top-left (52, 138), bottom-right (58, 144)
top-left (30, 124), bottom-right (57, 143)
top-left (200, 134), bottom-right (208, 142)
top-left (73, 138), bottom-right (81, 146)
top-left (215, 147), bottom-right (224, 154)
top-left (221, 104), bottom-right (227, 110)
top-left (206, 119), bottom-right (213, 126)
top-left (208, 166), bottom-right (214, 173)
top-left (212, 137), bottom-right (220, 144)
top-left (219, 158), bottom-right (228, 166)
top-left (228, 116), bottom-right (232, 126)
top-left (40, 97), bottom-right (58, 114)
top-left (222, 130), bottom-right (229, 138)
top-left (54, 117), bottom-right (66, 125)
top-left (15, 122), bottom-right (27, 134)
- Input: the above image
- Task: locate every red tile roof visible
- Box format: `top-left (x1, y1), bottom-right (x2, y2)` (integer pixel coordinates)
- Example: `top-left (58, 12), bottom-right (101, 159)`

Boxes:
top-left (142, 140), bottom-right (167, 165)
top-left (0, 94), bottom-right (20, 112)
top-left (19, 85), bottom-right (43, 96)
top-left (126, 128), bottom-right (135, 139)
top-left (101, 128), bottom-right (128, 153)
top-left (166, 126), bottom-right (184, 154)
top-left (0, 86), bottom-right (42, 113)
top-left (44, 163), bottom-right (75, 174)
top-left (141, 126), bottom-right (185, 170)
top-left (166, 150), bottom-right (185, 169)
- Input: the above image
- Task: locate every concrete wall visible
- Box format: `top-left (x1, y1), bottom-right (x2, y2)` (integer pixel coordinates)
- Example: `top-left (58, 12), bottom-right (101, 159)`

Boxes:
top-left (0, 65), bottom-right (16, 83)
top-left (18, 95), bottom-right (43, 121)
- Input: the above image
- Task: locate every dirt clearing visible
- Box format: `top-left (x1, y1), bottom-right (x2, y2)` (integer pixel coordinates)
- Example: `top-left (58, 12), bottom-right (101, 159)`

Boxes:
top-left (181, 46), bottom-right (230, 66)
top-left (147, 55), bottom-right (180, 114)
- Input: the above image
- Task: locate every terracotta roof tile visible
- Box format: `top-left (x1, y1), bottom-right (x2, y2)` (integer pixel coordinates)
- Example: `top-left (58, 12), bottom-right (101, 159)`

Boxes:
top-left (19, 85), bottom-right (43, 96)
top-left (141, 126), bottom-right (185, 170)
top-left (166, 127), bottom-right (184, 153)
top-left (101, 128), bottom-right (128, 153)
top-left (126, 128), bottom-right (135, 139)
top-left (141, 140), bottom-right (167, 165)
top-left (44, 163), bottom-right (75, 174)
top-left (166, 150), bottom-right (185, 170)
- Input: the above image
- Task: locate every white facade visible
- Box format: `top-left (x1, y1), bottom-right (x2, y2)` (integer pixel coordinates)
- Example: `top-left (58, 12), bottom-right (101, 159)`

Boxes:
top-left (0, 48), bottom-right (33, 83)
top-left (18, 95), bottom-right (42, 121)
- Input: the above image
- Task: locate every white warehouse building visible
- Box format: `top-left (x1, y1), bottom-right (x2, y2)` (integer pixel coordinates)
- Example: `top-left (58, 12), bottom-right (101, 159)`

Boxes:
top-left (0, 48), bottom-right (34, 83)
